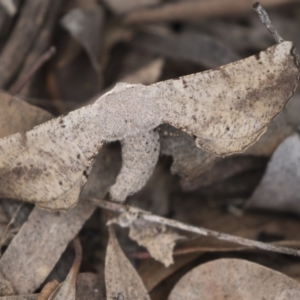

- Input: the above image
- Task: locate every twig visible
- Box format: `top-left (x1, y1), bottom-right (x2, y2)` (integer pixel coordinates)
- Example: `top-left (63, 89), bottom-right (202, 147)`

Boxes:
top-left (10, 46), bottom-right (56, 95)
top-left (0, 0), bottom-right (52, 88)
top-left (90, 198), bottom-right (300, 258)
top-left (124, 0), bottom-right (298, 24)
top-left (252, 2), bottom-right (284, 44)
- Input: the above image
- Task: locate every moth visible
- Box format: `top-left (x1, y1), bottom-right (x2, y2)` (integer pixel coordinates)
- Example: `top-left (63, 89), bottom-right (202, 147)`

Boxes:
top-left (0, 41), bottom-right (299, 211)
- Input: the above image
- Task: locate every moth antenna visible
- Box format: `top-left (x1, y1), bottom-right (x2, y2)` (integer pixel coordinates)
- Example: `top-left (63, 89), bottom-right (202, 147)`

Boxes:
top-left (253, 2), bottom-right (284, 44)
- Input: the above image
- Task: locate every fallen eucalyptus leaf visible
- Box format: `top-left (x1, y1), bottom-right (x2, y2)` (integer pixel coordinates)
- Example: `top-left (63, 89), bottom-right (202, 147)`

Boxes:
top-left (0, 200), bottom-right (95, 294)
top-left (129, 219), bottom-right (184, 267)
top-left (247, 133), bottom-right (300, 214)
top-left (168, 259), bottom-right (300, 300)
top-left (61, 4), bottom-right (105, 74)
top-left (132, 31), bottom-right (240, 68)
top-left (0, 91), bottom-right (53, 139)
top-left (0, 41), bottom-right (298, 210)
top-left (105, 227), bottom-right (150, 300)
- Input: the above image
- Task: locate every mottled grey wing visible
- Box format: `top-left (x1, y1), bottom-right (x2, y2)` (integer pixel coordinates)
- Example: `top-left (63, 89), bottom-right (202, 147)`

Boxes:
top-left (0, 105), bottom-right (103, 211)
top-left (156, 41), bottom-right (300, 156)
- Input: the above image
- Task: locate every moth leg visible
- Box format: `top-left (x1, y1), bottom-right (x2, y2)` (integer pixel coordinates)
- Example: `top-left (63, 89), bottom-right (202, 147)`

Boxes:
top-left (109, 130), bottom-right (160, 202)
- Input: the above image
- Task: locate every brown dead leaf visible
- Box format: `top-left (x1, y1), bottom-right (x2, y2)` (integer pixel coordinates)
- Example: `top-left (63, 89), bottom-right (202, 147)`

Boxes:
top-left (105, 227), bottom-right (150, 300)
top-left (61, 4), bottom-right (105, 74)
top-left (0, 200), bottom-right (95, 294)
top-left (247, 133), bottom-right (300, 214)
top-left (48, 238), bottom-right (82, 300)
top-left (129, 219), bottom-right (184, 267)
top-left (0, 91), bottom-right (53, 139)
top-left (138, 252), bottom-right (200, 292)
top-left (132, 30), bottom-right (240, 68)
top-left (168, 259), bottom-right (300, 300)
top-left (0, 0), bottom-right (51, 88)
top-left (122, 58), bottom-right (164, 85)
top-left (0, 0), bottom-right (16, 16)
top-left (76, 273), bottom-right (105, 300)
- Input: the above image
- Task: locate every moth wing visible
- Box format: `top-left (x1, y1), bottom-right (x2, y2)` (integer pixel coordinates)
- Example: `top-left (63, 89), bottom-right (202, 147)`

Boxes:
top-left (0, 105), bottom-right (103, 211)
top-left (157, 41), bottom-right (300, 156)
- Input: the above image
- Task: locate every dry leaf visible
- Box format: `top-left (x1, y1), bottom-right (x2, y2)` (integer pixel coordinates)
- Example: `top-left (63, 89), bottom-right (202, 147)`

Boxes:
top-left (48, 239), bottom-right (82, 300)
top-left (0, 0), bottom-right (17, 16)
top-left (132, 31), bottom-right (240, 68)
top-left (0, 0), bottom-right (51, 88)
top-left (0, 41), bottom-right (298, 210)
top-left (105, 227), bottom-right (150, 300)
top-left (247, 133), bottom-right (300, 214)
top-left (61, 4), bottom-right (105, 74)
top-left (0, 200), bottom-right (95, 294)
top-left (168, 259), bottom-right (300, 300)
top-left (0, 91), bottom-right (53, 139)
top-left (129, 219), bottom-right (184, 267)
top-left (122, 58), bottom-right (164, 85)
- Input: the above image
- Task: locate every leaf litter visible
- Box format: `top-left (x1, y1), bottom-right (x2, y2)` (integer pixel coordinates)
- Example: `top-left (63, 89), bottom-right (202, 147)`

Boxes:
top-left (0, 1), bottom-right (300, 299)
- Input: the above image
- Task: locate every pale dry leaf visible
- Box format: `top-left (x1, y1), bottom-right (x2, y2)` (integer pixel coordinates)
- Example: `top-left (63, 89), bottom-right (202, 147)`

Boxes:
top-left (105, 227), bottom-right (150, 300)
top-left (76, 273), bottom-right (105, 300)
top-left (0, 41), bottom-right (298, 210)
top-left (48, 239), bottom-right (82, 300)
top-left (168, 258), bottom-right (300, 300)
top-left (247, 133), bottom-right (300, 214)
top-left (129, 219), bottom-right (184, 267)
top-left (61, 4), bottom-right (105, 74)
top-left (0, 0), bottom-right (16, 16)
top-left (0, 91), bottom-right (53, 139)
top-left (122, 58), bottom-right (164, 85)
top-left (0, 200), bottom-right (95, 295)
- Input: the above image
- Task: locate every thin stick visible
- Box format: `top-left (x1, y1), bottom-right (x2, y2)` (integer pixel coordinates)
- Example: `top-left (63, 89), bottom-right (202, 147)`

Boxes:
top-left (90, 198), bottom-right (300, 258)
top-left (10, 46), bottom-right (56, 95)
top-left (253, 2), bottom-right (284, 44)
top-left (124, 0), bottom-right (298, 24)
